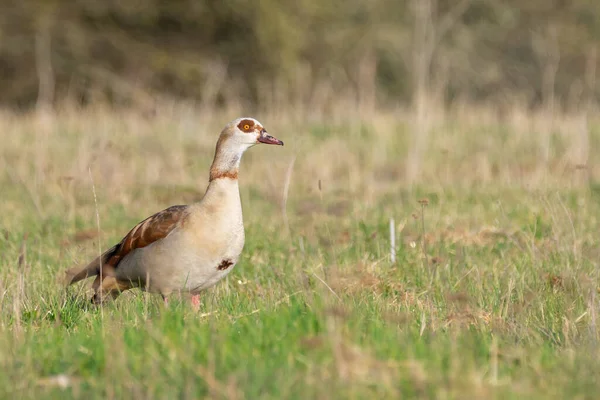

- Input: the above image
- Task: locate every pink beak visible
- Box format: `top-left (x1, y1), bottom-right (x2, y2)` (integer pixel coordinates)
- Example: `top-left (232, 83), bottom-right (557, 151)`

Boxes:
top-left (257, 129), bottom-right (284, 146)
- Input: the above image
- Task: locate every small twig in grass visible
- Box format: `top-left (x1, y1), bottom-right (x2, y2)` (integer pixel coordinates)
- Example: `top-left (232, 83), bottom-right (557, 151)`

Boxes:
top-left (198, 310), bottom-right (219, 319)
top-left (282, 154), bottom-right (297, 239)
top-left (555, 192), bottom-right (579, 262)
top-left (419, 312), bottom-right (426, 337)
top-left (418, 199), bottom-right (428, 251)
top-left (575, 311), bottom-right (589, 324)
top-left (13, 233), bottom-right (29, 332)
top-left (490, 336), bottom-right (498, 385)
top-left (88, 167), bottom-right (104, 324)
top-left (452, 266), bottom-right (476, 289)
top-left (389, 218), bottom-right (396, 263)
top-left (589, 288), bottom-right (597, 344)
top-left (417, 198), bottom-right (431, 278)
top-left (0, 279), bottom-right (5, 313)
top-left (310, 271), bottom-right (341, 301)
top-left (17, 233), bottom-right (28, 269)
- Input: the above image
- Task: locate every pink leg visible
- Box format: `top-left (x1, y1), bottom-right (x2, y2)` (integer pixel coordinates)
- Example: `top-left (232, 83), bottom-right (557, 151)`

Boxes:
top-left (191, 294), bottom-right (201, 311)
top-left (162, 295), bottom-right (169, 307)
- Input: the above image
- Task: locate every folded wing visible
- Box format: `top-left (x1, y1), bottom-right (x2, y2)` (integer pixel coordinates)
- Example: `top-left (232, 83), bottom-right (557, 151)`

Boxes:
top-left (65, 205), bottom-right (190, 285)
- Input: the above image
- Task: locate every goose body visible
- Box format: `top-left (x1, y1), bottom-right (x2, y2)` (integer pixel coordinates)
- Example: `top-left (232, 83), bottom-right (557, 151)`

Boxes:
top-left (64, 117), bottom-right (283, 306)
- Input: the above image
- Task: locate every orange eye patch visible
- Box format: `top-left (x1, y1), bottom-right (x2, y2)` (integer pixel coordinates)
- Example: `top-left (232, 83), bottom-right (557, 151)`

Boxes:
top-left (237, 119), bottom-right (255, 132)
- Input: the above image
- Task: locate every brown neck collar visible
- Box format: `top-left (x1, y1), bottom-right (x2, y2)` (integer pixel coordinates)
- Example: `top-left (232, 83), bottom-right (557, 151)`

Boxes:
top-left (209, 168), bottom-right (239, 181)
top-left (209, 135), bottom-right (241, 182)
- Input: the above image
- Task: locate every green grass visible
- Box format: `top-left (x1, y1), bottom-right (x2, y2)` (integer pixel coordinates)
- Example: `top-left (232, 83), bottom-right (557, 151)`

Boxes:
top-left (1, 109), bottom-right (600, 398)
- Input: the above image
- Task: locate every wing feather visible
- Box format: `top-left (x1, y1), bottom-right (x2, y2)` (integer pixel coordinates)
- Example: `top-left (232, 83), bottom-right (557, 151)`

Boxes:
top-left (65, 205), bottom-right (190, 285)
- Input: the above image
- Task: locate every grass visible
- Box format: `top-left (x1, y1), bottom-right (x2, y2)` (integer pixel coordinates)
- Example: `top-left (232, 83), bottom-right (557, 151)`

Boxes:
top-left (1, 105), bottom-right (600, 398)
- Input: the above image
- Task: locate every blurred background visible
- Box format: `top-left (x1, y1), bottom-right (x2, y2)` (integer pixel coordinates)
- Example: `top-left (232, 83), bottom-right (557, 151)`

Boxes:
top-left (2, 0), bottom-right (599, 114)
top-left (0, 0), bottom-right (599, 192)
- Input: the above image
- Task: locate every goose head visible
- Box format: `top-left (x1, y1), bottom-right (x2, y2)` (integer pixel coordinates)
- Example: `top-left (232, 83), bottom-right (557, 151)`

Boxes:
top-left (210, 117), bottom-right (283, 181)
top-left (220, 117), bottom-right (283, 151)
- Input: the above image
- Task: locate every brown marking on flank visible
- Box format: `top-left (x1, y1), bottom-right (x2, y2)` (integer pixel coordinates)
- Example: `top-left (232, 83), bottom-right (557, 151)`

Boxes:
top-left (217, 259), bottom-right (233, 271)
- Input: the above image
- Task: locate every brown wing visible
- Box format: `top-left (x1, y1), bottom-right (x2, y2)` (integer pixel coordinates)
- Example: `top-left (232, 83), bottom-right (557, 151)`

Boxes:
top-left (64, 205), bottom-right (191, 285)
top-left (105, 204), bottom-right (190, 267)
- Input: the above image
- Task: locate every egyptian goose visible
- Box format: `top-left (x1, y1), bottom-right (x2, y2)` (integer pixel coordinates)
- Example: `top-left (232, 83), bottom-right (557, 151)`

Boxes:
top-left (64, 117), bottom-right (283, 307)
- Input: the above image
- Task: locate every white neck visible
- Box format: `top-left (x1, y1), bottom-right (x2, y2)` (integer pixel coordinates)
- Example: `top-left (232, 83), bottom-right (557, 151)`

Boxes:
top-left (208, 136), bottom-right (251, 182)
top-left (201, 139), bottom-right (243, 213)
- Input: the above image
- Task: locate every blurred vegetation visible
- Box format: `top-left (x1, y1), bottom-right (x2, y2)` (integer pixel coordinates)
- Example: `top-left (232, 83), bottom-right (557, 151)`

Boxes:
top-left (1, 0), bottom-right (600, 109)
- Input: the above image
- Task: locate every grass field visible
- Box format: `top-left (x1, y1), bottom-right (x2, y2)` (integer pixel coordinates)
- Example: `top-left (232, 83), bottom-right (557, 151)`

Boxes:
top-left (1, 105), bottom-right (600, 398)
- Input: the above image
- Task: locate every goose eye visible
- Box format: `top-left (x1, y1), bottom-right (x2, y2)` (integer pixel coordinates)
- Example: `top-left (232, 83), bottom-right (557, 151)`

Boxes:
top-left (243, 124), bottom-right (250, 130)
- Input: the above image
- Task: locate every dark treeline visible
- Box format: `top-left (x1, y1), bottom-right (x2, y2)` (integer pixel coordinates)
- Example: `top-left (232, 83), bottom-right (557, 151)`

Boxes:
top-left (1, 0), bottom-right (599, 110)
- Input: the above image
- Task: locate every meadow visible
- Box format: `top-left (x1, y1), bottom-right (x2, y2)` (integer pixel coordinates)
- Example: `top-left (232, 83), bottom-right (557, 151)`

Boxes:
top-left (1, 103), bottom-right (599, 399)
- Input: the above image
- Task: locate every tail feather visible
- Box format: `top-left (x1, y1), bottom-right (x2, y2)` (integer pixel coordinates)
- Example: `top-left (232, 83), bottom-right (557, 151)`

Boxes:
top-left (64, 256), bottom-right (101, 285)
top-left (64, 245), bottom-right (117, 285)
